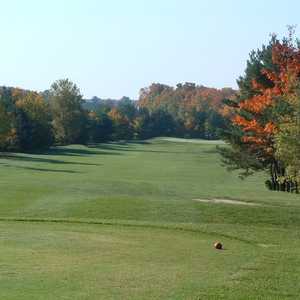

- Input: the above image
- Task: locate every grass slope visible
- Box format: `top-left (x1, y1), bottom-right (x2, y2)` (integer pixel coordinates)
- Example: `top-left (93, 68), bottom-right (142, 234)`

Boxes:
top-left (0, 138), bottom-right (299, 299)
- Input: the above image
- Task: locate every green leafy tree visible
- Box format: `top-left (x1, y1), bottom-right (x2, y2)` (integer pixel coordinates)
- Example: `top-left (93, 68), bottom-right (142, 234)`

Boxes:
top-left (49, 79), bottom-right (88, 145)
top-left (88, 111), bottom-right (113, 142)
top-left (275, 86), bottom-right (300, 191)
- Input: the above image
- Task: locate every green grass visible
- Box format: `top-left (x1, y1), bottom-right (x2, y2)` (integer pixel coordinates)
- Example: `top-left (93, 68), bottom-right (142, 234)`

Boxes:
top-left (0, 138), bottom-right (300, 299)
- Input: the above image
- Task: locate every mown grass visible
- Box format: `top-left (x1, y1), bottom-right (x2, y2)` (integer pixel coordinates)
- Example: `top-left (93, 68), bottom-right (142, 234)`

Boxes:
top-left (0, 138), bottom-right (299, 299)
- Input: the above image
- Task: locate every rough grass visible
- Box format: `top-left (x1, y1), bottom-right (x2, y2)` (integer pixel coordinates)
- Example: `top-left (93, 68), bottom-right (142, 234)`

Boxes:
top-left (0, 138), bottom-right (299, 299)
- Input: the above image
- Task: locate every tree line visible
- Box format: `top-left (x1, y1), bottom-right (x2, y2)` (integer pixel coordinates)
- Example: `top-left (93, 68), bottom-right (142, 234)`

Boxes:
top-left (0, 80), bottom-right (234, 152)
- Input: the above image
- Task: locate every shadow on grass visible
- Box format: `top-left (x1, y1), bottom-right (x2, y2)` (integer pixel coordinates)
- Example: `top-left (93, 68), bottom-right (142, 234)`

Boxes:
top-left (0, 139), bottom-right (195, 167)
top-left (0, 162), bottom-right (80, 173)
top-left (89, 142), bottom-right (192, 154)
top-left (44, 147), bottom-right (122, 157)
top-left (0, 154), bottom-right (101, 166)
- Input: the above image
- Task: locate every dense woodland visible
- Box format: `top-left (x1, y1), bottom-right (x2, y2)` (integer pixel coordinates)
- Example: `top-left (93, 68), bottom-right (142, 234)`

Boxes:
top-left (0, 81), bottom-right (234, 151)
top-left (1, 31), bottom-right (300, 192)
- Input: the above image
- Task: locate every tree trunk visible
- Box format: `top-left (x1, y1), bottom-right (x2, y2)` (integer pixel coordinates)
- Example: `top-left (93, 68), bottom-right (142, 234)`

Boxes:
top-left (268, 161), bottom-right (299, 193)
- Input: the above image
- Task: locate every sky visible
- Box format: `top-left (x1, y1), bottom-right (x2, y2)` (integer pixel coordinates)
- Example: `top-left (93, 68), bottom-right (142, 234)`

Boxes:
top-left (0, 0), bottom-right (300, 99)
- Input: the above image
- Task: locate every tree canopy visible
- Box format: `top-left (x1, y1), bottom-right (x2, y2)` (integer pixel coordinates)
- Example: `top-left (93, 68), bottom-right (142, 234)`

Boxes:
top-left (219, 31), bottom-right (300, 192)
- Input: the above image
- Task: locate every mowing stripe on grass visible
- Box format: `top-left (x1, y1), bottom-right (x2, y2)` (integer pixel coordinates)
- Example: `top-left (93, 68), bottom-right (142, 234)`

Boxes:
top-left (0, 216), bottom-right (259, 246)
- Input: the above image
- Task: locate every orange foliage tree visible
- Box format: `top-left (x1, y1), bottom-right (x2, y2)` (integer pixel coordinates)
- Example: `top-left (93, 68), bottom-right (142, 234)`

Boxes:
top-left (220, 32), bottom-right (300, 192)
top-left (138, 82), bottom-right (235, 138)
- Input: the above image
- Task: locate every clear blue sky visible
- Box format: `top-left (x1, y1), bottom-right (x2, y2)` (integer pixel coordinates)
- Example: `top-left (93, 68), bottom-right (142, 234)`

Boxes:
top-left (1, 0), bottom-right (299, 99)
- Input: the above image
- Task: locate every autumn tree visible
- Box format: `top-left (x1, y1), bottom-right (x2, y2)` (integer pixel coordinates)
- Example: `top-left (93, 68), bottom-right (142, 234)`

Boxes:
top-left (0, 87), bottom-right (18, 151)
top-left (219, 32), bottom-right (300, 192)
top-left (13, 90), bottom-right (53, 151)
top-left (138, 82), bottom-right (234, 139)
top-left (108, 107), bottom-right (134, 140)
top-left (0, 101), bottom-right (15, 151)
top-left (0, 87), bottom-right (54, 152)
